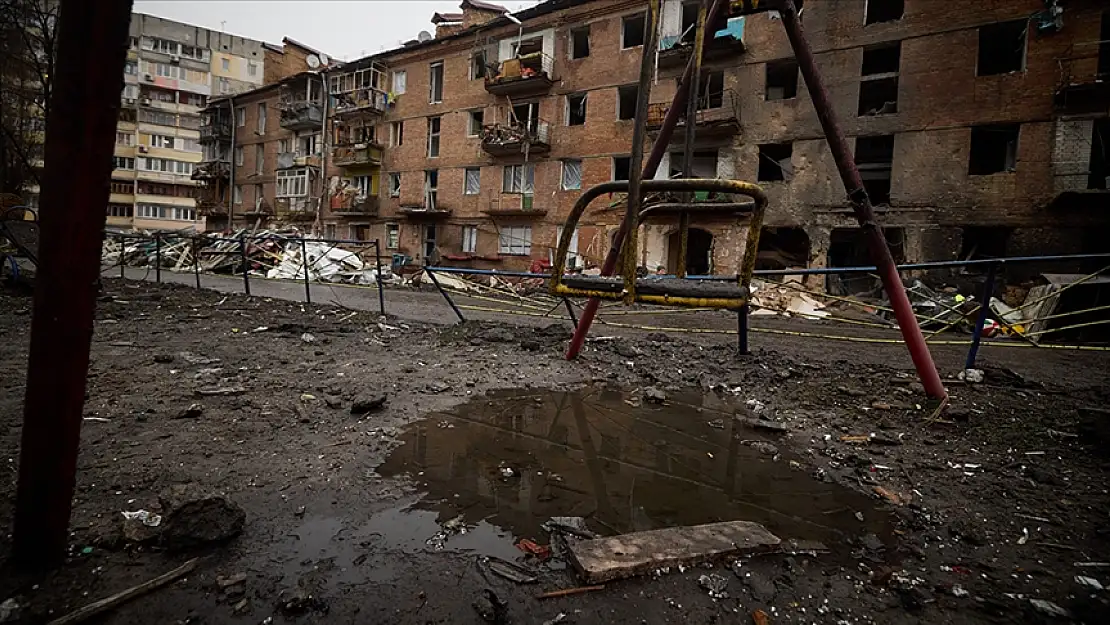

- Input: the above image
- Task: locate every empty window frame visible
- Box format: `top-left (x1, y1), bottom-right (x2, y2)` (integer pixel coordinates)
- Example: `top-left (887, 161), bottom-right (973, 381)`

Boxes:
top-left (235, 146), bottom-right (244, 166)
top-left (562, 159), bottom-right (583, 190)
top-left (858, 43), bottom-right (901, 116)
top-left (468, 110), bottom-right (484, 136)
top-left (464, 167), bottom-right (481, 195)
top-left (617, 85), bottom-right (639, 120)
top-left (622, 13), bottom-right (646, 48)
top-left (968, 124), bottom-right (1020, 175)
top-left (424, 170), bottom-right (439, 208)
top-left (680, 2), bottom-right (700, 44)
top-left (235, 106), bottom-right (245, 126)
top-left (567, 92), bottom-right (587, 125)
top-left (570, 26), bottom-right (590, 59)
top-left (391, 121), bottom-right (404, 147)
top-left (855, 135), bottom-right (894, 204)
top-left (234, 184), bottom-right (243, 204)
top-left (388, 172), bottom-right (401, 197)
top-left (470, 51), bottom-right (488, 80)
top-left (977, 20), bottom-right (1027, 76)
top-left (392, 70), bottom-right (407, 94)
top-left (765, 59), bottom-right (799, 100)
top-left (757, 143), bottom-right (793, 181)
top-left (696, 70), bottom-right (725, 110)
top-left (429, 61), bottom-right (444, 103)
top-left (257, 103), bottom-right (266, 134)
top-left (499, 225), bottom-right (532, 255)
top-left (612, 156), bottom-right (632, 181)
top-left (865, 0), bottom-right (904, 25)
top-left (386, 223), bottom-right (400, 248)
top-left (427, 116), bottom-right (441, 157)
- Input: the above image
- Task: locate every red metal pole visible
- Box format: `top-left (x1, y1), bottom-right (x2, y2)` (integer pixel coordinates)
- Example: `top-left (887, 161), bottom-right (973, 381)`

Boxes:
top-left (566, 0), bottom-right (729, 359)
top-left (778, 1), bottom-right (946, 399)
top-left (13, 0), bottom-right (135, 569)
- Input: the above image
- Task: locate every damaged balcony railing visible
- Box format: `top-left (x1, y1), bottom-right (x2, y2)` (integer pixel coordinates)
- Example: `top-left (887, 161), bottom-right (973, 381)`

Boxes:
top-left (480, 119), bottom-right (551, 156)
top-left (332, 87), bottom-right (388, 117)
top-left (484, 193), bottom-right (545, 216)
top-left (198, 119), bottom-right (232, 143)
top-left (191, 160), bottom-right (230, 181)
top-left (485, 53), bottom-right (555, 96)
top-left (274, 197), bottom-right (317, 221)
top-left (330, 193), bottom-right (379, 216)
top-left (646, 89), bottom-right (740, 135)
top-left (332, 143), bottom-right (383, 167)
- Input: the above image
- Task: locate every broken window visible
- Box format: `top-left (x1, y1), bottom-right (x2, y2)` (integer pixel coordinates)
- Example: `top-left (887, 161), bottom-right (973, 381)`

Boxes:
top-left (512, 101), bottom-right (540, 133)
top-left (960, 227), bottom-right (1012, 267)
top-left (468, 110), bottom-right (484, 136)
top-left (427, 116), bottom-right (441, 157)
top-left (391, 121), bottom-right (404, 147)
top-left (470, 51), bottom-right (488, 80)
top-left (388, 173), bottom-right (401, 197)
top-left (757, 143), bottom-right (793, 181)
top-left (570, 26), bottom-right (590, 59)
top-left (617, 85), bottom-right (639, 120)
top-left (464, 167), bottom-right (481, 195)
top-left (680, 2), bottom-right (700, 44)
top-left (562, 159), bottom-right (582, 190)
top-left (696, 71), bottom-right (725, 110)
top-left (612, 156), bottom-right (632, 181)
top-left (864, 0), bottom-right (903, 25)
top-left (386, 223), bottom-right (399, 248)
top-left (765, 59), bottom-right (798, 100)
top-left (622, 13), bottom-right (646, 48)
top-left (756, 227), bottom-right (810, 271)
top-left (827, 227), bottom-right (904, 294)
top-left (424, 170), bottom-right (439, 209)
top-left (968, 124), bottom-right (1019, 175)
top-left (429, 61), bottom-right (444, 103)
top-left (855, 135), bottom-right (894, 204)
top-left (977, 20), bottom-right (1026, 76)
top-left (566, 93), bottom-right (587, 126)
top-left (859, 43), bottom-right (900, 116)
top-left (670, 150), bottom-right (718, 178)
top-left (499, 225), bottom-right (532, 255)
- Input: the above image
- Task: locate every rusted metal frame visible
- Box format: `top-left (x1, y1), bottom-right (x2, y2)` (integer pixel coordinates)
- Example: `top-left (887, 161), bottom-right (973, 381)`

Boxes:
top-left (640, 202), bottom-right (753, 216)
top-left (564, 0), bottom-right (731, 359)
top-left (620, 0), bottom-right (661, 305)
top-left (13, 0), bottom-right (135, 569)
top-left (677, 0), bottom-right (709, 279)
top-left (778, 0), bottom-right (946, 399)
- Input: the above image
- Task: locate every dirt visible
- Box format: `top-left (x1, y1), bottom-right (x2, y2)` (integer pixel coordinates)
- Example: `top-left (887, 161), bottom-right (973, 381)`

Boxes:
top-left (1, 278), bottom-right (1109, 624)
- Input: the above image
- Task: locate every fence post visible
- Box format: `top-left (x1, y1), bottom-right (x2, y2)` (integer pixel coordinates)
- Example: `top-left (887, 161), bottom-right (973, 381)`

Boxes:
top-left (192, 236), bottom-right (201, 289)
top-left (426, 266), bottom-right (465, 323)
top-left (154, 232), bottom-right (161, 283)
top-left (374, 239), bottom-right (385, 316)
top-left (300, 237), bottom-right (311, 304)
top-left (737, 304), bottom-right (749, 355)
top-left (239, 232), bottom-right (251, 296)
top-left (119, 234), bottom-right (125, 279)
top-left (563, 298), bottom-right (578, 329)
top-left (965, 262), bottom-right (998, 370)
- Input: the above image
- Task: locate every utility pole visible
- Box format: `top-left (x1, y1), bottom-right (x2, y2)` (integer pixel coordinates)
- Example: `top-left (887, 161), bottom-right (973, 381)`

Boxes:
top-left (13, 0), bottom-right (134, 569)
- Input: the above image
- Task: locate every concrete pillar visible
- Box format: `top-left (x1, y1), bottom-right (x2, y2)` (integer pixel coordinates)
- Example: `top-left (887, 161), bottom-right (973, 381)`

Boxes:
top-left (805, 226), bottom-right (831, 292)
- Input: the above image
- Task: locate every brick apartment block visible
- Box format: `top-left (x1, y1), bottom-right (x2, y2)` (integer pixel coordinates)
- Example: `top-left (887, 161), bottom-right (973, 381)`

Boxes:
top-left (198, 0), bottom-right (1110, 286)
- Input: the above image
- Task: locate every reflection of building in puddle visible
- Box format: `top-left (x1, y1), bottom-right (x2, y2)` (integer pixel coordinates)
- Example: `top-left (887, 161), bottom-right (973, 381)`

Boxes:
top-left (378, 387), bottom-right (890, 551)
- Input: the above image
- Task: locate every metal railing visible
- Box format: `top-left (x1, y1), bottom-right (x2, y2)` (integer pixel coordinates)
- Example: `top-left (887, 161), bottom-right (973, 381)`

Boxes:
top-left (332, 87), bottom-right (388, 116)
top-left (487, 52), bottom-right (555, 85)
top-left (480, 119), bottom-right (551, 149)
top-left (646, 89), bottom-right (740, 128)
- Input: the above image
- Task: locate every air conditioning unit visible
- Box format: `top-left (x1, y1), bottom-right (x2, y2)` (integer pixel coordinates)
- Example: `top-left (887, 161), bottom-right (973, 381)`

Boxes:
top-left (143, 74), bottom-right (154, 82)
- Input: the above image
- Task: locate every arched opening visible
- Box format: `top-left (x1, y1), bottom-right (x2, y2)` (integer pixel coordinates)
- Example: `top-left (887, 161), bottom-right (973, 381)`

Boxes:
top-left (667, 228), bottom-right (713, 275)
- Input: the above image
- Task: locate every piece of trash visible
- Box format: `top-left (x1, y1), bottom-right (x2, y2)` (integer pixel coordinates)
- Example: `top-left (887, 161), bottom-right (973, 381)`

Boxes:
top-left (957, 368), bottom-right (984, 383)
top-left (1075, 575), bottom-right (1104, 590)
top-left (854, 511), bottom-right (865, 522)
top-left (536, 585), bottom-right (605, 599)
top-left (195, 386), bottom-right (247, 396)
top-left (516, 539), bottom-right (552, 561)
top-left (541, 613), bottom-right (567, 625)
top-left (737, 417), bottom-right (787, 433)
top-left (83, 417), bottom-right (111, 423)
top-left (746, 398), bottom-right (765, 412)
top-left (873, 486), bottom-right (907, 505)
top-left (542, 516), bottom-right (597, 539)
top-left (500, 467), bottom-right (516, 479)
top-left (300, 393), bottom-right (317, 402)
top-left (1029, 599), bottom-right (1070, 617)
top-left (300, 333), bottom-right (315, 343)
top-left (840, 435), bottom-right (871, 444)
top-left (951, 585), bottom-right (969, 598)
top-left (643, 387), bottom-right (667, 404)
top-left (121, 509), bottom-right (163, 527)
top-left (0, 598), bottom-right (20, 622)
top-left (1076, 562), bottom-right (1110, 568)
top-left (80, 546), bottom-right (93, 555)
top-left (484, 557), bottom-right (538, 584)
top-left (1017, 527), bottom-right (1029, 545)
top-left (707, 419), bottom-right (725, 429)
top-left (752, 608), bottom-right (770, 625)
top-left (698, 573), bottom-right (729, 600)
top-left (174, 403), bottom-right (204, 420)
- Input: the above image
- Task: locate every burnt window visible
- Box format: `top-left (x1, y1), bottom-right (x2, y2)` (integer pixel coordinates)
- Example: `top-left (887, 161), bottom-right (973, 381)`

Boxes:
top-left (855, 135), bottom-right (894, 205)
top-left (757, 143), bottom-right (793, 181)
top-left (622, 13), bottom-right (646, 48)
top-left (765, 59), bottom-right (799, 100)
top-left (968, 124), bottom-right (1019, 175)
top-left (612, 156), bottom-right (632, 181)
top-left (696, 71), bottom-right (725, 110)
top-left (960, 227), bottom-right (1012, 264)
top-left (865, 0), bottom-right (904, 25)
top-left (570, 26), bottom-right (590, 59)
top-left (859, 43), bottom-right (900, 116)
top-left (977, 20), bottom-right (1027, 76)
top-left (618, 84), bottom-right (639, 120)
top-left (680, 2), bottom-right (700, 43)
top-left (567, 93), bottom-right (587, 126)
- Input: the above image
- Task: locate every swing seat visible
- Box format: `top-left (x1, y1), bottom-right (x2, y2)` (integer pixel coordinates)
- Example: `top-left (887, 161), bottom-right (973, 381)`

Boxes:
top-left (558, 275), bottom-right (749, 308)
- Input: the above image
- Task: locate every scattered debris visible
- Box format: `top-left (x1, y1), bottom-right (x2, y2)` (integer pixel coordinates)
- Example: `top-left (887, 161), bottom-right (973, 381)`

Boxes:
top-left (157, 484), bottom-right (246, 550)
top-left (1075, 575), bottom-right (1104, 590)
top-left (643, 387), bottom-right (667, 404)
top-left (278, 590), bottom-right (328, 615)
top-left (516, 539), bottom-right (552, 561)
top-left (958, 369), bottom-right (984, 384)
top-left (426, 515), bottom-right (467, 550)
top-left (1029, 598), bottom-right (1070, 617)
top-left (540, 613), bottom-right (567, 625)
top-left (484, 558), bottom-right (539, 584)
top-left (736, 417), bottom-right (788, 433)
top-left (536, 585), bottom-right (606, 599)
top-left (300, 333), bottom-right (316, 344)
top-left (121, 510), bottom-right (162, 527)
top-left (350, 393), bottom-right (387, 415)
top-left (698, 573), bottom-right (729, 600)
top-left (873, 486), bottom-right (908, 506)
top-left (174, 403), bottom-right (203, 420)
top-left (751, 609), bottom-right (770, 625)
top-left (195, 386), bottom-right (246, 397)
top-left (44, 558), bottom-right (197, 625)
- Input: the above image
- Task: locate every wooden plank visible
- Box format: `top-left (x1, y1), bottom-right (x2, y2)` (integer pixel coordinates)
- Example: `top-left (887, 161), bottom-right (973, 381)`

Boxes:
top-left (567, 520), bottom-right (780, 584)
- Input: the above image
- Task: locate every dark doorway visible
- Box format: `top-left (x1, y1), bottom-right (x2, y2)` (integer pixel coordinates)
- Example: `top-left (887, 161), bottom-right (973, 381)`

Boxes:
top-left (756, 227), bottom-right (810, 271)
top-left (668, 228), bottom-right (713, 275)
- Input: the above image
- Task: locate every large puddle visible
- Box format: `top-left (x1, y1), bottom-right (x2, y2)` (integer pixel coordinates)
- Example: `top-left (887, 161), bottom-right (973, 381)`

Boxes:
top-left (374, 386), bottom-right (891, 554)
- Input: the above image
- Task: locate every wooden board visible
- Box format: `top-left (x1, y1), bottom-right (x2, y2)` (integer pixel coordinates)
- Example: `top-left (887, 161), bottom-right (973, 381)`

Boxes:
top-left (567, 520), bottom-right (780, 583)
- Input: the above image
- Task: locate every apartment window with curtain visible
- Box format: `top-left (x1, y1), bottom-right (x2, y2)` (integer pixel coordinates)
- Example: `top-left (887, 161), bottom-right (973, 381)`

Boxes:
top-left (502, 163), bottom-right (535, 193)
top-left (562, 159), bottom-right (582, 190)
top-left (255, 144), bottom-right (264, 174)
top-left (429, 61), bottom-right (444, 103)
top-left (392, 70), bottom-right (407, 94)
top-left (427, 116), bottom-right (441, 157)
top-left (464, 167), bottom-right (481, 195)
top-left (462, 225), bottom-right (478, 253)
top-left (257, 103), bottom-right (266, 134)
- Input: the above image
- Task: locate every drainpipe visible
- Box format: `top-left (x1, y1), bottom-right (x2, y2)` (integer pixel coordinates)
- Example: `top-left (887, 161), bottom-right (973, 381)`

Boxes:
top-left (778, 0), bottom-right (945, 399)
top-left (316, 73), bottom-right (329, 235)
top-left (227, 95), bottom-right (235, 226)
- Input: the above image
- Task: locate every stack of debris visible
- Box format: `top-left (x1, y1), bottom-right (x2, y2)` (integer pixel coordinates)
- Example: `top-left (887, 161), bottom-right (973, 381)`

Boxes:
top-left (266, 241), bottom-right (385, 285)
top-left (749, 278), bottom-right (829, 319)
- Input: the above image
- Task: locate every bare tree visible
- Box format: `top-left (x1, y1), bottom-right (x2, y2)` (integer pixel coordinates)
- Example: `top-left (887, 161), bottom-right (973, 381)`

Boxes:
top-left (0, 0), bottom-right (59, 199)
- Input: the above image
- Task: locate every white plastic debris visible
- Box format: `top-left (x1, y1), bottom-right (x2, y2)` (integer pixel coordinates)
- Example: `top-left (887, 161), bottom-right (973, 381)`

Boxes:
top-left (300, 332), bottom-right (316, 344)
top-left (1075, 575), bottom-right (1104, 590)
top-left (120, 510), bottom-right (162, 527)
top-left (957, 368), bottom-right (984, 383)
top-left (0, 598), bottom-right (20, 623)
top-left (745, 399), bottom-right (766, 413)
top-left (1029, 599), bottom-right (1070, 617)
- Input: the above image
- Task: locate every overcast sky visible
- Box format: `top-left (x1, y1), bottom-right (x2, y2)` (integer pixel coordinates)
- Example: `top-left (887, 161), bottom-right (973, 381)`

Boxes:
top-left (132, 1), bottom-right (541, 62)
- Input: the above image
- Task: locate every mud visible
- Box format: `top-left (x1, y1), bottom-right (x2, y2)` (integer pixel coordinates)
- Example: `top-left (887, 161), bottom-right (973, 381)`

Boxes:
top-left (0, 279), bottom-right (1108, 624)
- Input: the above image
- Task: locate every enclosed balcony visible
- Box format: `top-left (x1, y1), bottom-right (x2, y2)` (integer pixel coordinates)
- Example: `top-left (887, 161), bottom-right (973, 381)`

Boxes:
top-left (483, 194), bottom-right (546, 217)
top-left (279, 74), bottom-right (326, 131)
top-left (330, 193), bottom-right (379, 217)
top-left (332, 143), bottom-right (383, 168)
top-left (480, 119), bottom-right (550, 157)
top-left (198, 119), bottom-right (232, 143)
top-left (646, 89), bottom-right (740, 137)
top-left (484, 53), bottom-right (554, 97)
top-left (330, 64), bottom-right (389, 118)
top-left (191, 160), bottom-right (230, 181)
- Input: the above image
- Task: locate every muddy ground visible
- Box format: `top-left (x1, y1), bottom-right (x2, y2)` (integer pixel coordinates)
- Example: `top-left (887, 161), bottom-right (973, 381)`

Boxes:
top-left (1, 278), bottom-right (1109, 624)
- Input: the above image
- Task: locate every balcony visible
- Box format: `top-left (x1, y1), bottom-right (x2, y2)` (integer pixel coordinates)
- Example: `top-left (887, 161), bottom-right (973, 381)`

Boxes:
top-left (274, 197), bottom-right (316, 221)
top-left (1053, 53), bottom-right (1109, 115)
top-left (199, 121), bottom-right (232, 143)
top-left (658, 17), bottom-right (746, 70)
top-left (484, 53), bottom-right (555, 97)
top-left (191, 160), bottom-right (230, 180)
top-left (480, 120), bottom-right (551, 157)
top-left (279, 101), bottom-right (324, 131)
top-left (277, 152), bottom-right (321, 169)
top-left (646, 89), bottom-right (740, 137)
top-left (195, 198), bottom-right (227, 216)
top-left (330, 193), bottom-right (379, 217)
top-left (332, 143), bottom-right (383, 168)
top-left (483, 194), bottom-right (546, 217)
top-left (398, 202), bottom-right (451, 219)
top-left (332, 87), bottom-right (387, 118)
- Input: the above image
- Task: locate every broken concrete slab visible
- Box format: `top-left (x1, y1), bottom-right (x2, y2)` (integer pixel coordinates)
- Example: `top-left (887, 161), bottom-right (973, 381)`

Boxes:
top-left (567, 520), bottom-right (780, 583)
top-left (158, 484), bottom-right (246, 550)
top-left (350, 393), bottom-right (387, 415)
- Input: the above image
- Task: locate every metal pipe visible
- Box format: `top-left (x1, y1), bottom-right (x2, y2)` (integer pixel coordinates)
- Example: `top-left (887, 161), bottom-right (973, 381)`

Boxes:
top-left (300, 237), bottom-right (312, 304)
top-left (426, 267), bottom-right (465, 323)
top-left (239, 231), bottom-right (250, 296)
top-left (677, 1), bottom-right (708, 279)
top-left (965, 263), bottom-right (998, 369)
top-left (779, 0), bottom-right (945, 399)
top-left (227, 96), bottom-right (236, 224)
top-left (738, 304), bottom-right (749, 355)
top-left (374, 240), bottom-right (385, 315)
top-left (13, 0), bottom-right (135, 569)
top-left (154, 232), bottom-right (162, 283)
top-left (192, 236), bottom-right (201, 288)
top-left (315, 74), bottom-right (329, 233)
top-left (563, 298), bottom-right (578, 329)
top-left (566, 0), bottom-right (729, 359)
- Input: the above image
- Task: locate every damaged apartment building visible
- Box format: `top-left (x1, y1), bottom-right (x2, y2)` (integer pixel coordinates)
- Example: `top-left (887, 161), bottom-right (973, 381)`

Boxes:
top-left (207, 0), bottom-right (1110, 288)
